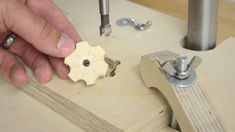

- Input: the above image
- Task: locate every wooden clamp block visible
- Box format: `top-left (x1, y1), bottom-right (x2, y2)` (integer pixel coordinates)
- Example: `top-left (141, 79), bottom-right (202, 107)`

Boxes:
top-left (140, 51), bottom-right (228, 132)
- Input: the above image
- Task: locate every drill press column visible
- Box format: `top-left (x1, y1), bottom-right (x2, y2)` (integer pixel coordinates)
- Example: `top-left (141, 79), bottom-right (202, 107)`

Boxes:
top-left (187, 0), bottom-right (219, 51)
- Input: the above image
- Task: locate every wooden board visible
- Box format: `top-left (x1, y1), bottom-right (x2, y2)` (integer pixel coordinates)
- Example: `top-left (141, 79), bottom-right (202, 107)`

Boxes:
top-left (0, 77), bottom-right (84, 132)
top-left (1, 0), bottom-right (235, 131)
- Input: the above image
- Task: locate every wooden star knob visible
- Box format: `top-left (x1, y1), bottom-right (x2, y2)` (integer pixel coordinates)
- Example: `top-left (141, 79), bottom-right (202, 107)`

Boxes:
top-left (64, 41), bottom-right (108, 85)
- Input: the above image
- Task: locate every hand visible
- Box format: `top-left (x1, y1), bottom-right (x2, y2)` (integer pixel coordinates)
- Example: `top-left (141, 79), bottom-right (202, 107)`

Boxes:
top-left (0, 0), bottom-right (81, 87)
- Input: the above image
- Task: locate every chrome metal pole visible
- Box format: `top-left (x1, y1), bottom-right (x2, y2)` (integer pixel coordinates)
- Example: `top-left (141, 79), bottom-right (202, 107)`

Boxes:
top-left (186, 0), bottom-right (219, 51)
top-left (99, 0), bottom-right (112, 37)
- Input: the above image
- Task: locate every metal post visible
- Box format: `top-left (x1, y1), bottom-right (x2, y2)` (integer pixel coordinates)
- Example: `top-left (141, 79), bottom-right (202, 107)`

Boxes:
top-left (99, 0), bottom-right (112, 37)
top-left (186, 0), bottom-right (219, 51)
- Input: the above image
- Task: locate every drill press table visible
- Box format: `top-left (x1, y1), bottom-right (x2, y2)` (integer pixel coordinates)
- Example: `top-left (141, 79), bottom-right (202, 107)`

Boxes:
top-left (0, 0), bottom-right (235, 131)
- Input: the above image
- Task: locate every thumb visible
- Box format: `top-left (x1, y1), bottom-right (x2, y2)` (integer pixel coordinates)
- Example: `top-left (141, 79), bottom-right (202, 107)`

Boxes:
top-left (2, 0), bottom-right (75, 57)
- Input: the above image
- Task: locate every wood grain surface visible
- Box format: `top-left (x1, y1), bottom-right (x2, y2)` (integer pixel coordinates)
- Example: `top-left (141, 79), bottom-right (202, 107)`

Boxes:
top-left (140, 51), bottom-right (228, 132)
top-left (19, 0), bottom-right (235, 131)
top-left (130, 0), bottom-right (235, 44)
top-left (1, 0), bottom-right (235, 132)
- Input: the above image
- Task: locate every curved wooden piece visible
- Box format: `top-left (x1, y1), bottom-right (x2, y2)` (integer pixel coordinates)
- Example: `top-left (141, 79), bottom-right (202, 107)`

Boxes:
top-left (140, 51), bottom-right (228, 132)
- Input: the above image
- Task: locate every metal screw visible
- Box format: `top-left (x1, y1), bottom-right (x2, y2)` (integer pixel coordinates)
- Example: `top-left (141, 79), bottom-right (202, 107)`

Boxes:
top-left (170, 113), bottom-right (178, 129)
top-left (175, 55), bottom-right (188, 72)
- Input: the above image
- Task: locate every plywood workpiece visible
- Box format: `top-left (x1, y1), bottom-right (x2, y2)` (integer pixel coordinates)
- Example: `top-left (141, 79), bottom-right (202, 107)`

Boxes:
top-left (0, 79), bottom-right (85, 132)
top-left (0, 0), bottom-right (235, 131)
top-left (64, 41), bottom-right (108, 85)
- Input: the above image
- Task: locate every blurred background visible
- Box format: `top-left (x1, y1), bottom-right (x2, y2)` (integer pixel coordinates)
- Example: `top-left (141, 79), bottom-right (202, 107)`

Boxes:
top-left (130, 0), bottom-right (235, 44)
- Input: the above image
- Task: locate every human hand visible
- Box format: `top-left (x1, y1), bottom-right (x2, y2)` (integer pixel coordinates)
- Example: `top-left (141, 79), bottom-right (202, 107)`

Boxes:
top-left (0, 0), bottom-right (81, 87)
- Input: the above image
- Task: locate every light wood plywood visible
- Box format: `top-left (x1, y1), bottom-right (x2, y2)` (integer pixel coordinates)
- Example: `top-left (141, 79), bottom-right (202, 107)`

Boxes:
top-left (0, 0), bottom-right (235, 131)
top-left (140, 51), bottom-right (228, 132)
top-left (65, 41), bottom-right (108, 85)
top-left (0, 78), bottom-right (84, 132)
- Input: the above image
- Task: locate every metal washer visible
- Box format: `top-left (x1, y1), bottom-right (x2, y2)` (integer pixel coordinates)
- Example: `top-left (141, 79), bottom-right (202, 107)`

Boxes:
top-left (116, 18), bottom-right (132, 26)
top-left (166, 71), bottom-right (197, 88)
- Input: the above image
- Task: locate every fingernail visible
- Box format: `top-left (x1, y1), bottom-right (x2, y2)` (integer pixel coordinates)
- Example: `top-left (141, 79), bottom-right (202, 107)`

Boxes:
top-left (57, 33), bottom-right (75, 54)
